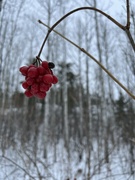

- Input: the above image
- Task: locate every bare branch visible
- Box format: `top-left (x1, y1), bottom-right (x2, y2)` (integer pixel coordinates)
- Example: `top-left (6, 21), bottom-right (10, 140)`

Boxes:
top-left (39, 20), bottom-right (135, 100)
top-left (125, 29), bottom-right (135, 52)
top-left (1, 156), bottom-right (36, 180)
top-left (126, 0), bottom-right (130, 29)
top-left (23, 151), bottom-right (42, 180)
top-left (37, 6), bottom-right (125, 58)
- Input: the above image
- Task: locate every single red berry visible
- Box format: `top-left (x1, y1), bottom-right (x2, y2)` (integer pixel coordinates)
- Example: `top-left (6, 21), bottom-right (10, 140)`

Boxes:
top-left (19, 66), bottom-right (29, 76)
top-left (48, 83), bottom-right (52, 88)
top-left (52, 75), bottom-right (58, 84)
top-left (35, 91), bottom-right (46, 99)
top-left (44, 68), bottom-right (52, 74)
top-left (42, 61), bottom-right (48, 69)
top-left (29, 64), bottom-right (35, 68)
top-left (36, 75), bottom-right (43, 83)
top-left (43, 74), bottom-right (53, 84)
top-left (37, 66), bottom-right (46, 75)
top-left (27, 67), bottom-right (38, 78)
top-left (22, 81), bottom-right (29, 89)
top-left (24, 89), bottom-right (33, 97)
top-left (31, 83), bottom-right (39, 94)
top-left (26, 77), bottom-right (35, 85)
top-left (39, 82), bottom-right (50, 92)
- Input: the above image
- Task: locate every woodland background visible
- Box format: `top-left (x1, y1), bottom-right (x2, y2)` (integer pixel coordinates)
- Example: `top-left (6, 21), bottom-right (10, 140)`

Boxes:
top-left (0, 0), bottom-right (135, 179)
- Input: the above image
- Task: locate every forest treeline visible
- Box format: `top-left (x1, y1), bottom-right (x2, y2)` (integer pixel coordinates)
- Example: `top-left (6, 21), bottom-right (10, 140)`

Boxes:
top-left (1, 82), bottom-right (135, 146)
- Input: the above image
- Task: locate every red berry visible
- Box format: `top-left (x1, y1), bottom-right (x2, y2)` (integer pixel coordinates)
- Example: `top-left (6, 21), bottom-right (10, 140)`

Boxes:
top-left (52, 75), bottom-right (58, 84)
top-left (26, 77), bottom-right (35, 85)
top-left (36, 75), bottom-right (43, 83)
top-left (44, 68), bottom-right (52, 74)
top-left (22, 81), bottom-right (29, 89)
top-left (43, 74), bottom-right (53, 84)
top-left (42, 61), bottom-right (48, 69)
top-left (31, 83), bottom-right (39, 94)
top-left (37, 66), bottom-right (46, 75)
top-left (24, 89), bottom-right (33, 97)
top-left (39, 82), bottom-right (50, 92)
top-left (35, 91), bottom-right (46, 99)
top-left (27, 67), bottom-right (38, 78)
top-left (48, 83), bottom-right (52, 88)
top-left (19, 66), bottom-right (29, 76)
top-left (29, 64), bottom-right (35, 68)
top-left (20, 61), bottom-right (57, 99)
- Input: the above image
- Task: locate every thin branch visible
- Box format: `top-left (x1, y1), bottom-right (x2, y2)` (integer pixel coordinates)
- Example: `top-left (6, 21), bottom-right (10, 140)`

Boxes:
top-left (4, 168), bottom-right (18, 180)
top-left (125, 0), bottom-right (135, 51)
top-left (2, 156), bottom-right (36, 180)
top-left (39, 20), bottom-right (135, 100)
top-left (82, 49), bottom-right (135, 100)
top-left (37, 6), bottom-right (125, 58)
top-left (37, 158), bottom-right (57, 180)
top-left (38, 20), bottom-right (81, 50)
top-left (23, 151), bottom-right (42, 180)
top-left (99, 172), bottom-right (133, 180)
top-left (126, 0), bottom-right (130, 29)
top-left (125, 29), bottom-right (135, 52)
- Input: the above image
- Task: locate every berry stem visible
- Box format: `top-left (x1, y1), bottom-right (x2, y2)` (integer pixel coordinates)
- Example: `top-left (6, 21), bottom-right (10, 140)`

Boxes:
top-left (32, 56), bottom-right (42, 66)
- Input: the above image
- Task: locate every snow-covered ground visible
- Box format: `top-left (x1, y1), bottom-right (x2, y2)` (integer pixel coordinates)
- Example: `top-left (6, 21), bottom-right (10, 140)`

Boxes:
top-left (0, 139), bottom-right (134, 180)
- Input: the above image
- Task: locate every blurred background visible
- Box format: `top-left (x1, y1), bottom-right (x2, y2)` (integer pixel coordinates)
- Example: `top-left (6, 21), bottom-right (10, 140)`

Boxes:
top-left (0, 0), bottom-right (135, 179)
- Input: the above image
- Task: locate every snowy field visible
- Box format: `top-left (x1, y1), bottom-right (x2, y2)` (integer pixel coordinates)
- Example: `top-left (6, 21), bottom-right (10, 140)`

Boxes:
top-left (0, 139), bottom-right (134, 180)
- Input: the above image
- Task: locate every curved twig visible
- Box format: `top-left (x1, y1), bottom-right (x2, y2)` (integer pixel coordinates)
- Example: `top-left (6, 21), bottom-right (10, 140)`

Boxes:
top-left (37, 3), bottom-right (135, 99)
top-left (39, 21), bottom-right (135, 100)
top-left (37, 6), bottom-right (125, 58)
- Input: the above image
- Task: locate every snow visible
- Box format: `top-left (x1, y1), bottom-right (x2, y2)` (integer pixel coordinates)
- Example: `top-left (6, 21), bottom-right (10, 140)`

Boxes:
top-left (0, 138), bottom-right (134, 180)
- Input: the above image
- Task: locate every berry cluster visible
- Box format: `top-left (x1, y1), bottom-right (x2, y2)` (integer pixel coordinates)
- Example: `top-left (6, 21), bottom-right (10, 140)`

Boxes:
top-left (19, 61), bottom-right (58, 99)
